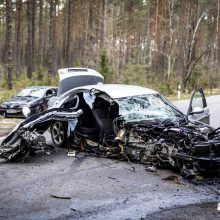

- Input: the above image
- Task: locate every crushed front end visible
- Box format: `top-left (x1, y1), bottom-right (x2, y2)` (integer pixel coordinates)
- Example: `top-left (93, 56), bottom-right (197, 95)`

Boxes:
top-left (117, 120), bottom-right (220, 177)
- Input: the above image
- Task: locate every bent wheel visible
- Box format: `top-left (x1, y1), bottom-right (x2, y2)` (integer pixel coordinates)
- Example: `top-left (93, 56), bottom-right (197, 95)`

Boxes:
top-left (50, 122), bottom-right (67, 147)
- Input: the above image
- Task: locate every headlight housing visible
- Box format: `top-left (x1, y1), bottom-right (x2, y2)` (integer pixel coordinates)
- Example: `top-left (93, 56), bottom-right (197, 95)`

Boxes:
top-left (22, 106), bottom-right (31, 117)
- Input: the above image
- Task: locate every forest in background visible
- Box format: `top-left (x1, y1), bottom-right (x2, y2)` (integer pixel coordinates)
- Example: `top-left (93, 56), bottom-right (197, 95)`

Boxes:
top-left (1, 0), bottom-right (220, 97)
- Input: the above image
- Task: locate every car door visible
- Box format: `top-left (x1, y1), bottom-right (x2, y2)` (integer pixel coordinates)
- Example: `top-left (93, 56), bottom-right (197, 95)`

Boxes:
top-left (187, 88), bottom-right (210, 124)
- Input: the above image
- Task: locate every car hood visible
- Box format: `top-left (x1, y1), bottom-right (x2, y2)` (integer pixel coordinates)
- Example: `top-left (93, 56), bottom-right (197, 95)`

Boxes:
top-left (2, 96), bottom-right (37, 108)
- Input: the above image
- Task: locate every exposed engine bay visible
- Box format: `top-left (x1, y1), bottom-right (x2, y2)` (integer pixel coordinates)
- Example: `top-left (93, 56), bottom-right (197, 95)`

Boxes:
top-left (118, 120), bottom-right (220, 177)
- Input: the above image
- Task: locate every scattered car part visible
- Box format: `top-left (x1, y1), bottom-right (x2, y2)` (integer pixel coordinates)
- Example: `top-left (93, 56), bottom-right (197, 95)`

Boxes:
top-left (0, 108), bottom-right (82, 161)
top-left (50, 194), bottom-right (71, 200)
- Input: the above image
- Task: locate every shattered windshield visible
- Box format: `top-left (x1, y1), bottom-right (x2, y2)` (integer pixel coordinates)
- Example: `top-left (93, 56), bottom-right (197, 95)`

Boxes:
top-left (17, 88), bottom-right (45, 98)
top-left (116, 94), bottom-right (184, 122)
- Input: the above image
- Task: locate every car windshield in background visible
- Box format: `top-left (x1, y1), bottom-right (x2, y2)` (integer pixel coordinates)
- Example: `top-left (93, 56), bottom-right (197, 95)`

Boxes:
top-left (17, 88), bottom-right (45, 98)
top-left (116, 94), bottom-right (184, 122)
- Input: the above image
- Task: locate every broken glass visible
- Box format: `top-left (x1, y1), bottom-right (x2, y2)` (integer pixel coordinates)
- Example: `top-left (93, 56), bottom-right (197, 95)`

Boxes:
top-left (116, 94), bottom-right (183, 122)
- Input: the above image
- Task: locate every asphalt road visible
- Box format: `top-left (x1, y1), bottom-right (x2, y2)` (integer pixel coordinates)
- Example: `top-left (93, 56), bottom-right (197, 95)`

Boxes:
top-left (0, 148), bottom-right (219, 220)
top-left (0, 95), bottom-right (220, 220)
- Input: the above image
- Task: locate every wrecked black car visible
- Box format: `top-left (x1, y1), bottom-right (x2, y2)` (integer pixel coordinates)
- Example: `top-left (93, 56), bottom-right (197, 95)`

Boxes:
top-left (0, 84), bottom-right (219, 177)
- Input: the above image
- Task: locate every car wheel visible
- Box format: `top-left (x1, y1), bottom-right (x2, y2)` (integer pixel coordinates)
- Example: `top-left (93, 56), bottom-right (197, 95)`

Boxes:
top-left (50, 121), bottom-right (67, 148)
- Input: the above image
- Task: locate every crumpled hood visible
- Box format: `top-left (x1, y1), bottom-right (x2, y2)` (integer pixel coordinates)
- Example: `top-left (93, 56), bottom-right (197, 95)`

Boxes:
top-left (2, 96), bottom-right (37, 108)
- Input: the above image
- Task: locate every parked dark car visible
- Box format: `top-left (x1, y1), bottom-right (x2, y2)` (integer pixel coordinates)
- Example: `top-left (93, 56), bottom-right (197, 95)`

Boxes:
top-left (0, 86), bottom-right (57, 118)
top-left (0, 84), bottom-right (219, 178)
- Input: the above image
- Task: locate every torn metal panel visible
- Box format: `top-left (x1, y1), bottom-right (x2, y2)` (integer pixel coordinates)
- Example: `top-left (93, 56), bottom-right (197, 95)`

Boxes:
top-left (0, 109), bottom-right (82, 161)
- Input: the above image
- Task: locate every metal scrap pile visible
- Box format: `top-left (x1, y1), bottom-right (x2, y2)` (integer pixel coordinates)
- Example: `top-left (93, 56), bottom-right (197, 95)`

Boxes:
top-left (0, 129), bottom-right (54, 161)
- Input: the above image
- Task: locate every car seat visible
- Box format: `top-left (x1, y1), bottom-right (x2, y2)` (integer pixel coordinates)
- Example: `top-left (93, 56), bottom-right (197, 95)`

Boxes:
top-left (93, 97), bottom-right (119, 140)
top-left (75, 93), bottom-right (98, 139)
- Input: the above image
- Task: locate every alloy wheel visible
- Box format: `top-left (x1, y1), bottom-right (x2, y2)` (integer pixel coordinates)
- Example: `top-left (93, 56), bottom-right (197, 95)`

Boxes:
top-left (51, 122), bottom-right (65, 146)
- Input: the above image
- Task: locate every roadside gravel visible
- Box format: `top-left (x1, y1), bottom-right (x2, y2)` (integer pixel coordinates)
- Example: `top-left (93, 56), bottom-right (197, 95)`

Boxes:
top-left (0, 118), bottom-right (23, 141)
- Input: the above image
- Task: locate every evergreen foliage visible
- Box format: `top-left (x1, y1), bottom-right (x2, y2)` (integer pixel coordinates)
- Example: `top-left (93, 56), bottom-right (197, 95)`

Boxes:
top-left (0, 0), bottom-right (220, 96)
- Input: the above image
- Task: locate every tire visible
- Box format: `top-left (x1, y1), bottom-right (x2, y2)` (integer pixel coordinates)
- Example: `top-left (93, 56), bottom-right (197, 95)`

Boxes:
top-left (50, 121), bottom-right (68, 148)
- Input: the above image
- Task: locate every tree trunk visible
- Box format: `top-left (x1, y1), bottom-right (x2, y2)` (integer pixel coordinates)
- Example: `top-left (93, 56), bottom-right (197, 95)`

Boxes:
top-left (32, 0), bottom-right (35, 72)
top-left (209, 0), bottom-right (220, 93)
top-left (101, 0), bottom-right (108, 49)
top-left (146, 0), bottom-right (151, 66)
top-left (15, 0), bottom-right (23, 77)
top-left (65, 0), bottom-right (73, 65)
top-left (48, 0), bottom-right (56, 76)
top-left (38, 0), bottom-right (44, 65)
top-left (5, 0), bottom-right (13, 90)
top-left (166, 0), bottom-right (174, 83)
top-left (27, 0), bottom-right (33, 79)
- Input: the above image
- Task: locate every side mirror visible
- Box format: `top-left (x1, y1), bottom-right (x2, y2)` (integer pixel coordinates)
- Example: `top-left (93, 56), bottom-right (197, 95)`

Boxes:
top-left (190, 107), bottom-right (204, 115)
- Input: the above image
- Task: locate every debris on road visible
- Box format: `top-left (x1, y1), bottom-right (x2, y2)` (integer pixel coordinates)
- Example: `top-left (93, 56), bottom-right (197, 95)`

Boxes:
top-left (107, 176), bottom-right (117, 180)
top-left (50, 194), bottom-right (71, 200)
top-left (162, 175), bottom-right (182, 185)
top-left (145, 165), bottom-right (157, 172)
top-left (67, 151), bottom-right (76, 157)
